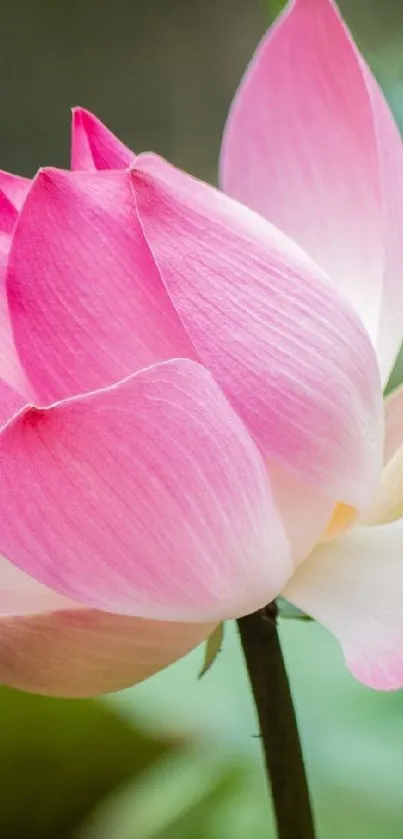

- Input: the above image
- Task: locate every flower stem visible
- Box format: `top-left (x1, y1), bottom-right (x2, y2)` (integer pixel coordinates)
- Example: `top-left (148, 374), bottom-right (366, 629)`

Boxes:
top-left (237, 604), bottom-right (316, 839)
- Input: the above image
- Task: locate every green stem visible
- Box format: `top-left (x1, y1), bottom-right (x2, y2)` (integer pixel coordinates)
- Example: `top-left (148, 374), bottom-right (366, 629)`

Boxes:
top-left (237, 604), bottom-right (316, 839)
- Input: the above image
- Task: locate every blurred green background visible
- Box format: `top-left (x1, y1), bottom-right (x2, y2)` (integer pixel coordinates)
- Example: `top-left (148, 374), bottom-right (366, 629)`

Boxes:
top-left (2, 0), bottom-right (403, 836)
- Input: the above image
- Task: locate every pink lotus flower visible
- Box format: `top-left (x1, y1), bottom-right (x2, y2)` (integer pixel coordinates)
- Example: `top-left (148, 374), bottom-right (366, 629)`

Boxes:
top-left (0, 0), bottom-right (398, 697)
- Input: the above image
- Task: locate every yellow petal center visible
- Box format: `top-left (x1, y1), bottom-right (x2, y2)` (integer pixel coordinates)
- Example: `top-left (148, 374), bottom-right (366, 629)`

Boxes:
top-left (321, 502), bottom-right (358, 542)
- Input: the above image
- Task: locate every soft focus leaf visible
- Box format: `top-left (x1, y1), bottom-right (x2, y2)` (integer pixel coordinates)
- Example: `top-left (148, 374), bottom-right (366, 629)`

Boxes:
top-left (116, 621), bottom-right (403, 839)
top-left (0, 687), bottom-right (172, 839)
top-left (385, 343), bottom-right (403, 394)
top-left (77, 749), bottom-right (247, 839)
top-left (276, 597), bottom-right (313, 622)
top-left (198, 624), bottom-right (224, 679)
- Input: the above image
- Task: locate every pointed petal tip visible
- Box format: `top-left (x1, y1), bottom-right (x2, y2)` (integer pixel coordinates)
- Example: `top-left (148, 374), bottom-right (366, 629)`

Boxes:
top-left (70, 106), bottom-right (85, 133)
top-left (16, 167), bottom-right (74, 215)
top-left (6, 164), bottom-right (195, 404)
top-left (71, 105), bottom-right (86, 118)
top-left (70, 106), bottom-right (136, 171)
top-left (34, 166), bottom-right (60, 185)
top-left (221, 0), bottom-right (403, 384)
top-left (0, 171), bottom-right (31, 214)
top-left (71, 105), bottom-right (100, 130)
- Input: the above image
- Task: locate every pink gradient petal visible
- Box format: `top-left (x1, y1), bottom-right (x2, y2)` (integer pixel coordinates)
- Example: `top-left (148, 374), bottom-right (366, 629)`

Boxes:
top-left (0, 359), bottom-right (290, 620)
top-left (0, 232), bottom-right (11, 291)
top-left (0, 190), bottom-right (18, 234)
top-left (0, 609), bottom-right (213, 697)
top-left (363, 75), bottom-right (403, 380)
top-left (0, 170), bottom-right (30, 211)
top-left (267, 459), bottom-right (334, 564)
top-left (133, 160), bottom-right (383, 507)
top-left (0, 234), bottom-right (33, 400)
top-left (0, 378), bottom-right (27, 427)
top-left (71, 108), bottom-right (136, 171)
top-left (0, 232), bottom-right (10, 269)
top-left (283, 520), bottom-right (403, 690)
top-left (0, 556), bottom-right (75, 616)
top-left (6, 167), bottom-right (194, 404)
top-left (0, 234), bottom-right (33, 397)
top-left (220, 0), bottom-right (403, 382)
top-left (384, 384), bottom-right (403, 464)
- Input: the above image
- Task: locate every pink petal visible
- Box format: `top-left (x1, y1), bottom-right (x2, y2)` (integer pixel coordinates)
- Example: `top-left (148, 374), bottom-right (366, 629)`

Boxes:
top-left (0, 608), bottom-right (214, 697)
top-left (71, 107), bottom-right (136, 171)
top-left (0, 170), bottom-right (31, 211)
top-left (0, 235), bottom-right (33, 398)
top-left (133, 160), bottom-right (383, 507)
top-left (0, 234), bottom-right (33, 400)
top-left (0, 556), bottom-right (75, 616)
top-left (0, 378), bottom-right (27, 427)
top-left (220, 0), bottom-right (403, 382)
top-left (6, 167), bottom-right (194, 404)
top-left (267, 459), bottom-right (334, 564)
top-left (284, 521), bottom-right (403, 690)
top-left (0, 231), bottom-right (11, 275)
top-left (384, 384), bottom-right (403, 464)
top-left (363, 75), bottom-right (403, 381)
top-left (0, 359), bottom-right (290, 620)
top-left (0, 190), bottom-right (18, 234)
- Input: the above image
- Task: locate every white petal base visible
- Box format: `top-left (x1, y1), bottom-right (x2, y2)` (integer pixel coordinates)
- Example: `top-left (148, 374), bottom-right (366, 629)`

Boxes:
top-left (283, 521), bottom-right (403, 690)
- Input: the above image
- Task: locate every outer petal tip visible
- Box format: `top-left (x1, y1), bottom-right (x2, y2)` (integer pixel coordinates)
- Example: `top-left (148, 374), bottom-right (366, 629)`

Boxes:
top-left (6, 165), bottom-right (194, 403)
top-left (0, 170), bottom-right (30, 213)
top-left (71, 106), bottom-right (136, 171)
top-left (221, 0), bottom-right (403, 384)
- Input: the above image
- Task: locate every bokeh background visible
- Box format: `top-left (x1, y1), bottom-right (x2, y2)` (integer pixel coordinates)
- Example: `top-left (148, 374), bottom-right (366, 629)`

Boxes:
top-left (1, 0), bottom-right (403, 836)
